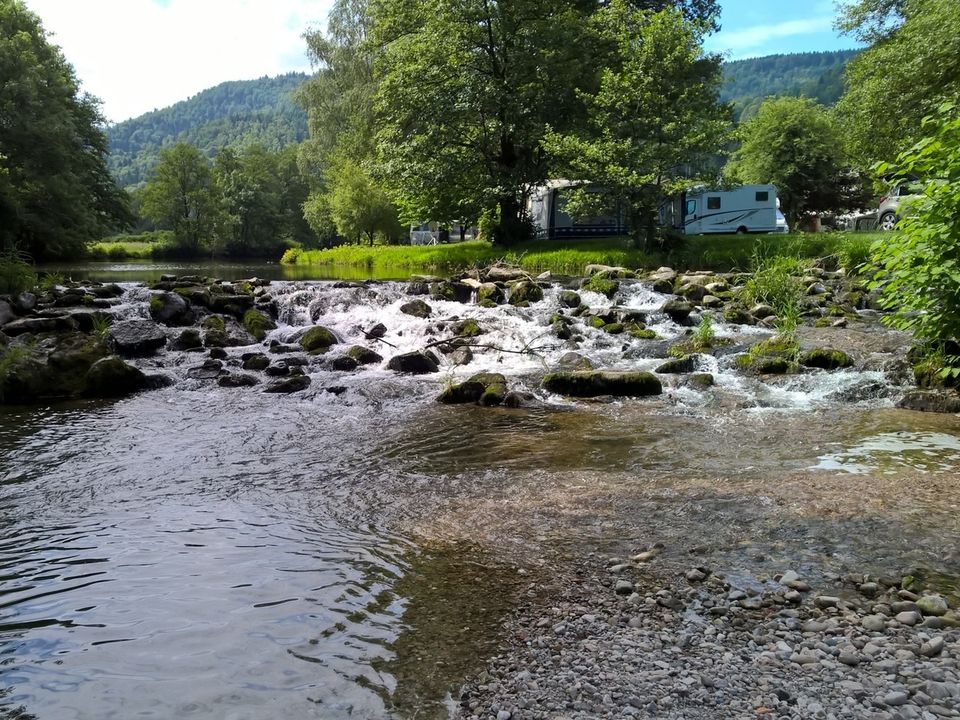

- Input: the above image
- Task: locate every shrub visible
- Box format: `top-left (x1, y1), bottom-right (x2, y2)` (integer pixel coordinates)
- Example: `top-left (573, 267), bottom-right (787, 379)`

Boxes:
top-left (0, 250), bottom-right (37, 295)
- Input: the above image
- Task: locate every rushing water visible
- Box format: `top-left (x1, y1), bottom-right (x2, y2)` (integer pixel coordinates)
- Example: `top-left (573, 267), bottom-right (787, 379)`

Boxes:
top-left (3, 272), bottom-right (960, 719)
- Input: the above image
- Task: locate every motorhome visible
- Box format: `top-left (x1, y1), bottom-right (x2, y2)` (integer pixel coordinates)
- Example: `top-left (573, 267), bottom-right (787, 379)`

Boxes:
top-left (659, 184), bottom-right (785, 235)
top-left (528, 180), bottom-right (626, 239)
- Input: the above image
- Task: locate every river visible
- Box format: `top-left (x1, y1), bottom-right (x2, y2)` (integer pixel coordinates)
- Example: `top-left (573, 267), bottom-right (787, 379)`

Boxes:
top-left (2, 265), bottom-right (959, 719)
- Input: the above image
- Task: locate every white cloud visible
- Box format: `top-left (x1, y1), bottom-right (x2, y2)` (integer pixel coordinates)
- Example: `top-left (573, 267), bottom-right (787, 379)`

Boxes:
top-left (24, 0), bottom-right (334, 123)
top-left (708, 16), bottom-right (836, 57)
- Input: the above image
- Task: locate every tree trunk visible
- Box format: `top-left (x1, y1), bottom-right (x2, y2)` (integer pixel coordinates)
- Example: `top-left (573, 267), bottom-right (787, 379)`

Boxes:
top-left (493, 195), bottom-right (525, 246)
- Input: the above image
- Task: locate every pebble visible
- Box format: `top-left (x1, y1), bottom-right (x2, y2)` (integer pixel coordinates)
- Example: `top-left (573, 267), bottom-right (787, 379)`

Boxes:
top-left (920, 637), bottom-right (945, 657)
top-left (897, 611), bottom-right (922, 626)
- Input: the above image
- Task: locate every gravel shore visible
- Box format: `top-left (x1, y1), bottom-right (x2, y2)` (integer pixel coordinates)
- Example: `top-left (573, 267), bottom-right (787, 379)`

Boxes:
top-left (459, 558), bottom-right (960, 720)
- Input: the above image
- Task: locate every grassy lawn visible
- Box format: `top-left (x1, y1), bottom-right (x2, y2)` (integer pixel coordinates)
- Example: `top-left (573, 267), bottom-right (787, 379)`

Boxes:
top-left (282, 231), bottom-right (886, 275)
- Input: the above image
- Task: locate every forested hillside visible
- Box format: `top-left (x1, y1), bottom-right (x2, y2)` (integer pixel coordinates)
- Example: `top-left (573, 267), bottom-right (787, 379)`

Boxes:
top-left (106, 73), bottom-right (309, 187)
top-left (722, 50), bottom-right (860, 120)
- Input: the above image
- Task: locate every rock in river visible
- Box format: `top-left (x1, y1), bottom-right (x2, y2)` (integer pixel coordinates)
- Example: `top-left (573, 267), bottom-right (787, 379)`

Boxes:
top-left (387, 351), bottom-right (439, 374)
top-left (107, 320), bottom-right (167, 357)
top-left (542, 370), bottom-right (662, 397)
top-left (83, 356), bottom-right (147, 398)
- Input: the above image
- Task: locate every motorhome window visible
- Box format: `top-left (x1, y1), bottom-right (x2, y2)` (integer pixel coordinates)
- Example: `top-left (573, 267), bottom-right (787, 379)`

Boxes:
top-left (707, 197), bottom-right (721, 210)
top-left (755, 191), bottom-right (769, 201)
top-left (685, 200), bottom-right (696, 216)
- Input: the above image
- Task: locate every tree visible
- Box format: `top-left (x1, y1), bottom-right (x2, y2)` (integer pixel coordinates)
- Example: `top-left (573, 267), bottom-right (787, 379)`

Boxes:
top-left (0, 0), bottom-right (131, 259)
top-left (869, 104), bottom-right (960, 374)
top-left (215, 145), bottom-right (284, 256)
top-left (725, 97), bottom-right (852, 227)
top-left (140, 143), bottom-right (222, 255)
top-left (547, 4), bottom-right (729, 248)
top-left (371, 0), bottom-right (590, 245)
top-left (835, 0), bottom-right (907, 43)
top-left (835, 0), bottom-right (960, 167)
top-left (326, 161), bottom-right (402, 245)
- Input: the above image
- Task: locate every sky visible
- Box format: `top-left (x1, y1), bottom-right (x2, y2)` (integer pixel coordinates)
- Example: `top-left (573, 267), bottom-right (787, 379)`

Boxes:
top-left (24, 0), bottom-right (863, 125)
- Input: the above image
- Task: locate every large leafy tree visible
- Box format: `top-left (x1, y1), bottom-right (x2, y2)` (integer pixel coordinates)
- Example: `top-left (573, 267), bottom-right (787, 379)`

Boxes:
top-left (140, 143), bottom-right (223, 255)
top-left (0, 0), bottom-right (131, 259)
top-left (835, 0), bottom-right (960, 167)
top-left (725, 97), bottom-right (857, 227)
top-left (547, 4), bottom-right (729, 248)
top-left (327, 160), bottom-right (402, 245)
top-left (215, 145), bottom-right (285, 256)
top-left (371, 0), bottom-right (590, 245)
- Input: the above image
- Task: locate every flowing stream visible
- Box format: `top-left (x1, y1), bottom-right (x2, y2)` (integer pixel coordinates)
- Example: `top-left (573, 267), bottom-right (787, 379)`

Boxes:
top-left (2, 271), bottom-right (960, 719)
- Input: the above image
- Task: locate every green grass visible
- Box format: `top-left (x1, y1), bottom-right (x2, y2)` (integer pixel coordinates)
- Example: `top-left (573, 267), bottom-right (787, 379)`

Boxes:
top-left (0, 250), bottom-right (37, 294)
top-left (282, 231), bottom-right (887, 276)
top-left (88, 231), bottom-right (175, 261)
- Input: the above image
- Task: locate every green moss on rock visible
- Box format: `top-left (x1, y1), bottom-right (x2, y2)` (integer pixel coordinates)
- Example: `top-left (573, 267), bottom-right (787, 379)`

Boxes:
top-left (243, 309), bottom-right (276, 341)
top-left (799, 348), bottom-right (853, 370)
top-left (300, 325), bottom-right (339, 353)
top-left (542, 370), bottom-right (662, 397)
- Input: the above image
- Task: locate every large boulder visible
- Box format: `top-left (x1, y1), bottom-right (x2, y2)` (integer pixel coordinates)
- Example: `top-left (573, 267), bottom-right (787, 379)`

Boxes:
top-left (108, 319), bottom-right (167, 357)
top-left (508, 280), bottom-right (544, 305)
top-left (660, 299), bottom-right (693, 324)
top-left (2, 316), bottom-right (77, 336)
top-left (1, 334), bottom-right (108, 403)
top-left (477, 283), bottom-right (505, 306)
top-left (299, 325), bottom-right (339, 353)
top-left (149, 292), bottom-right (194, 326)
top-left (209, 293), bottom-right (255, 317)
top-left (799, 348), bottom-right (854, 370)
top-left (243, 308), bottom-right (276, 341)
top-left (347, 346), bottom-right (383, 365)
top-left (83, 356), bottom-right (147, 398)
top-left (542, 370), bottom-right (662, 397)
top-left (431, 280), bottom-right (472, 303)
top-left (387, 351), bottom-right (439, 374)
top-left (437, 372), bottom-right (508, 405)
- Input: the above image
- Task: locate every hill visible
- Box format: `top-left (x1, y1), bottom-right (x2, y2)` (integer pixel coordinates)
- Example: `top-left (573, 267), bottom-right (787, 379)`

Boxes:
top-left (721, 50), bottom-right (861, 121)
top-left (106, 73), bottom-right (309, 188)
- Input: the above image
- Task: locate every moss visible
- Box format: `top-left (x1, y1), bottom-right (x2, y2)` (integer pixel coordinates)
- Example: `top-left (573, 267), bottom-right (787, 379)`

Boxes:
top-left (542, 370), bottom-right (662, 397)
top-left (603, 322), bottom-right (624, 335)
top-left (479, 299), bottom-right (499, 309)
top-left (581, 275), bottom-right (619, 298)
top-left (476, 283), bottom-right (505, 305)
top-left (243, 308), bottom-right (276, 341)
top-left (687, 373), bottom-right (715, 389)
top-left (300, 325), bottom-right (339, 353)
top-left (438, 380), bottom-right (486, 404)
top-left (656, 355), bottom-right (696, 374)
top-left (149, 295), bottom-right (164, 316)
top-left (799, 348), bottom-right (853, 370)
top-left (588, 315), bottom-right (606, 329)
top-left (508, 280), bottom-right (544, 305)
top-left (203, 315), bottom-right (226, 332)
top-left (452, 318), bottom-right (482, 337)
top-left (628, 325), bottom-right (657, 340)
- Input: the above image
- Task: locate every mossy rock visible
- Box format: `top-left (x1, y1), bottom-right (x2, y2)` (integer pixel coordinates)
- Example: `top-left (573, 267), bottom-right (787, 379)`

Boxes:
top-left (300, 325), bottom-right (339, 353)
top-left (2, 334), bottom-right (110, 404)
top-left (580, 275), bottom-right (619, 298)
top-left (470, 372), bottom-right (508, 406)
top-left (347, 346), bottom-right (383, 365)
top-left (627, 324), bottom-right (657, 340)
top-left (438, 380), bottom-right (486, 404)
top-left (723, 307), bottom-right (755, 325)
top-left (204, 328), bottom-right (228, 349)
top-left (203, 315), bottom-right (226, 332)
top-left (83, 356), bottom-right (147, 398)
top-left (551, 320), bottom-right (573, 340)
top-left (687, 373), bottom-right (715, 389)
top-left (736, 355), bottom-right (791, 374)
top-left (171, 328), bottom-right (203, 351)
top-left (800, 348), bottom-right (853, 370)
top-left (558, 290), bottom-right (582, 308)
top-left (656, 355), bottom-right (696, 374)
top-left (430, 280), bottom-right (472, 303)
top-left (508, 281), bottom-right (544, 305)
top-left (477, 283), bottom-right (505, 305)
top-left (603, 322), bottom-right (624, 335)
top-left (242, 353), bottom-right (271, 371)
top-left (588, 316), bottom-right (606, 329)
top-left (542, 370), bottom-right (662, 398)
top-left (387, 351), bottom-right (439, 374)
top-left (400, 299), bottom-right (433, 318)
top-left (660, 299), bottom-right (693, 324)
top-left (243, 309), bottom-right (276, 341)
top-left (452, 318), bottom-right (482, 337)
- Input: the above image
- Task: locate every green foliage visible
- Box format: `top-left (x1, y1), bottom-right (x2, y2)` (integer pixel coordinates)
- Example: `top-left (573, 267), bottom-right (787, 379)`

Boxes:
top-left (834, 233), bottom-right (875, 274)
top-left (744, 250), bottom-right (806, 316)
top-left (140, 143), bottom-right (224, 255)
top-left (836, 0), bottom-right (960, 168)
top-left (0, 250), bottom-right (36, 294)
top-left (326, 161), bottom-right (402, 245)
top-left (0, 0), bottom-right (132, 260)
top-left (107, 73), bottom-right (309, 187)
top-left (547, 4), bottom-right (730, 249)
top-left (371, 0), bottom-right (589, 244)
top-left (0, 344), bottom-right (29, 401)
top-left (692, 314), bottom-right (716, 351)
top-left (870, 104), bottom-right (960, 376)
top-left (725, 97), bottom-right (858, 227)
top-left (91, 314), bottom-right (112, 341)
top-left (721, 51), bottom-right (860, 121)
top-left (38, 272), bottom-right (65, 292)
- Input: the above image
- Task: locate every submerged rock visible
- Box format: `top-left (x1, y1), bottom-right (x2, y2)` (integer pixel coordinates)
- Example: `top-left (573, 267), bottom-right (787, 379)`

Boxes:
top-left (218, 373), bottom-right (260, 388)
top-left (542, 370), bottom-right (662, 397)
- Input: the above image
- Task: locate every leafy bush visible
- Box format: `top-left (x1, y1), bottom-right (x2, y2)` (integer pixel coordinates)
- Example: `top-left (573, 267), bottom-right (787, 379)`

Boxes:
top-left (0, 250), bottom-right (37, 295)
top-left (870, 103), bottom-right (960, 378)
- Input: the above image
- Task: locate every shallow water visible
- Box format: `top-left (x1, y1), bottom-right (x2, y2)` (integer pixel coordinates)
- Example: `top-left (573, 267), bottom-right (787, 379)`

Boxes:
top-left (2, 277), bottom-right (960, 719)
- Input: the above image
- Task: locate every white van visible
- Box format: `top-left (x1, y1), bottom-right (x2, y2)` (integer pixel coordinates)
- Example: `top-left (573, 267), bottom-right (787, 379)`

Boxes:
top-left (660, 184), bottom-right (783, 235)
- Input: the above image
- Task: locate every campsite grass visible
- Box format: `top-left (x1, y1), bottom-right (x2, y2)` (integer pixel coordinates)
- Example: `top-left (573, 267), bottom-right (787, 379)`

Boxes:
top-left (282, 231), bottom-right (887, 276)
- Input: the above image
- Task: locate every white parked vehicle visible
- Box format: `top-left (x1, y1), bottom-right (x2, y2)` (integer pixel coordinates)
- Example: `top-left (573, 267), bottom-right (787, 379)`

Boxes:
top-left (659, 184), bottom-right (784, 234)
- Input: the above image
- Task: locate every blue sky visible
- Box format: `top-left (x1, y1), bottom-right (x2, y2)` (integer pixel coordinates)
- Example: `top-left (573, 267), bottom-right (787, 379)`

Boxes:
top-left (25, 0), bottom-right (861, 124)
top-left (706, 0), bottom-right (864, 59)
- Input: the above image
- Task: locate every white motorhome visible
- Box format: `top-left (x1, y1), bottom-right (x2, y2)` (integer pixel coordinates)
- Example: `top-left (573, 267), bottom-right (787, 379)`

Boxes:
top-left (659, 184), bottom-right (785, 235)
top-left (528, 180), bottom-right (626, 239)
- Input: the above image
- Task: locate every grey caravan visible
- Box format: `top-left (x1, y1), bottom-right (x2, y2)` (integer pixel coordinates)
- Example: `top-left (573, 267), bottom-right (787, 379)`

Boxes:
top-left (660, 184), bottom-right (782, 234)
top-left (528, 180), bottom-right (626, 239)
